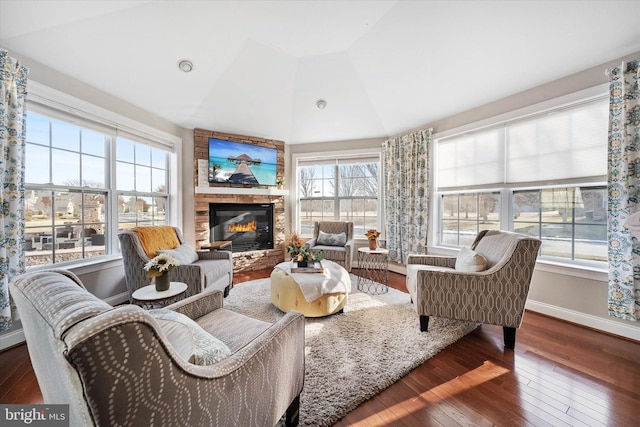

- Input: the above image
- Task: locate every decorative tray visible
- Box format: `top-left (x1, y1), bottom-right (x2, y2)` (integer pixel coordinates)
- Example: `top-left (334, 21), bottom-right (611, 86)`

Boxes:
top-left (291, 262), bottom-right (324, 273)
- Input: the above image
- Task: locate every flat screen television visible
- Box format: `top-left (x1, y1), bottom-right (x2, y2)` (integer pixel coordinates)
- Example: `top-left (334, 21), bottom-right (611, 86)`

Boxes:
top-left (208, 137), bottom-right (278, 186)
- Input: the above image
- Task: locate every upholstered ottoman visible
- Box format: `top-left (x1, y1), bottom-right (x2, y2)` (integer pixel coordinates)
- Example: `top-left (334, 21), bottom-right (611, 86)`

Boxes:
top-left (270, 260), bottom-right (350, 317)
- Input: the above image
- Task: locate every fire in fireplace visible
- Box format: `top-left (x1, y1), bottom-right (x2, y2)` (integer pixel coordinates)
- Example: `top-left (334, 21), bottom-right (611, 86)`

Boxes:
top-left (209, 203), bottom-right (274, 253)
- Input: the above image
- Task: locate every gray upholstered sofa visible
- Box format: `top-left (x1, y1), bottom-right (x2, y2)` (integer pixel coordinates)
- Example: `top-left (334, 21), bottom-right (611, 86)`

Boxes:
top-left (406, 230), bottom-right (541, 349)
top-left (10, 270), bottom-right (305, 427)
top-left (118, 226), bottom-right (233, 300)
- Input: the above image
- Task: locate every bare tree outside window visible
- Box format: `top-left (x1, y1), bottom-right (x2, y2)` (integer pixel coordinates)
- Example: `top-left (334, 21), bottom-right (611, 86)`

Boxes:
top-left (298, 160), bottom-right (380, 237)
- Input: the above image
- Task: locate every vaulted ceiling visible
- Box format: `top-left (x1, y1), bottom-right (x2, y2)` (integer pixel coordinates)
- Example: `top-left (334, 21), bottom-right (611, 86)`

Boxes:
top-left (1, 1), bottom-right (639, 144)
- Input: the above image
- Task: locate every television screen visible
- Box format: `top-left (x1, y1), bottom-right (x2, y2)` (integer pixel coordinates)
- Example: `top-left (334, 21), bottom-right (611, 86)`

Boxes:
top-left (208, 138), bottom-right (278, 186)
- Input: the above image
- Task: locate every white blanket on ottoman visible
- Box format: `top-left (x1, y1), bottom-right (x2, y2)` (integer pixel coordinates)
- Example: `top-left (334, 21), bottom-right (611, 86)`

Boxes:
top-left (274, 260), bottom-right (351, 302)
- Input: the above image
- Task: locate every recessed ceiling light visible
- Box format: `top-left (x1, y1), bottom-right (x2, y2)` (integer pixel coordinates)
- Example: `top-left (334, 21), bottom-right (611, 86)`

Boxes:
top-left (178, 59), bottom-right (194, 73)
top-left (316, 99), bottom-right (327, 109)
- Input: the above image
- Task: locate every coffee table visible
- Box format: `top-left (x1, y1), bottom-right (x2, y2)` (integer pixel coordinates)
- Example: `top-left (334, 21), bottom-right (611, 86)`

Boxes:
top-left (270, 260), bottom-right (350, 317)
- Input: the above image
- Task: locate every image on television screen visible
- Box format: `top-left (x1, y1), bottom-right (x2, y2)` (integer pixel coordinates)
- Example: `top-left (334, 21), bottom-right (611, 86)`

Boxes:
top-left (208, 138), bottom-right (278, 186)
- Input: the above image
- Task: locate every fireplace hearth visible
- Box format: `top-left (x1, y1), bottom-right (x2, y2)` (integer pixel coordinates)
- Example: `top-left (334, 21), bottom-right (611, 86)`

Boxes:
top-left (209, 203), bottom-right (274, 253)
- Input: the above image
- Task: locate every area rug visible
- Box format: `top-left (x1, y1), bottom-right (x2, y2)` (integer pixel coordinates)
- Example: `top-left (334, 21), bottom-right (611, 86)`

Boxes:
top-left (224, 277), bottom-right (478, 427)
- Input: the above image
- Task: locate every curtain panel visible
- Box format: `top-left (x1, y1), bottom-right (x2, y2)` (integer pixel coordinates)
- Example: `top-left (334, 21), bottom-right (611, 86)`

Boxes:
top-left (607, 59), bottom-right (640, 322)
top-left (382, 129), bottom-right (431, 264)
top-left (0, 49), bottom-right (29, 331)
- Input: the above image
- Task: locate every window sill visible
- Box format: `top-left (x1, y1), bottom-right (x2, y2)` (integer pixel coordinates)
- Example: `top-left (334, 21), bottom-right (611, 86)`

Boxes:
top-left (26, 255), bottom-right (123, 275)
top-left (535, 258), bottom-right (607, 281)
top-left (428, 246), bottom-right (607, 281)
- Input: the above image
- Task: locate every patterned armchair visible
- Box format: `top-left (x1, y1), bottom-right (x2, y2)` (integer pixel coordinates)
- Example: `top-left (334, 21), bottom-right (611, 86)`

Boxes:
top-left (118, 226), bottom-right (233, 301)
top-left (406, 230), bottom-right (541, 349)
top-left (305, 221), bottom-right (354, 271)
top-left (10, 270), bottom-right (305, 427)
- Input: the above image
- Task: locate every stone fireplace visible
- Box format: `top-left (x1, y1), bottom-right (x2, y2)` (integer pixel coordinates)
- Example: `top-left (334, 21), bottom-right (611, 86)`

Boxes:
top-left (194, 128), bottom-right (286, 272)
top-left (209, 202), bottom-right (274, 252)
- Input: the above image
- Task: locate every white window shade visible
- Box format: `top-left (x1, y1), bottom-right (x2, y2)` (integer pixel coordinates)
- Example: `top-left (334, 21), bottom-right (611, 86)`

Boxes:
top-left (506, 100), bottom-right (608, 183)
top-left (437, 97), bottom-right (608, 190)
top-left (438, 127), bottom-right (504, 189)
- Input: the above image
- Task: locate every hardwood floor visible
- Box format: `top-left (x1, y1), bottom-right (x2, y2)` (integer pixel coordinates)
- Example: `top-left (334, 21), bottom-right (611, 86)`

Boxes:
top-left (2, 269), bottom-right (639, 426)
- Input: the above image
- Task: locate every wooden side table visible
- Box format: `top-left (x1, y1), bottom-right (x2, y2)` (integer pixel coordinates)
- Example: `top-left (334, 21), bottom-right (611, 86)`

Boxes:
top-left (132, 282), bottom-right (188, 309)
top-left (356, 247), bottom-right (389, 295)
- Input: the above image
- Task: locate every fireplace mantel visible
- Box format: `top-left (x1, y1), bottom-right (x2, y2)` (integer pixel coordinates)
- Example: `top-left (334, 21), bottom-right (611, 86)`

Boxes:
top-left (195, 186), bottom-right (289, 196)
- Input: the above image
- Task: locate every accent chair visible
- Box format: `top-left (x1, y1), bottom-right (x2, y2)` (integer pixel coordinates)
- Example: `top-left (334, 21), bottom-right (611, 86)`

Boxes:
top-left (406, 230), bottom-right (541, 349)
top-left (10, 270), bottom-right (305, 427)
top-left (118, 226), bottom-right (233, 301)
top-left (304, 221), bottom-right (354, 272)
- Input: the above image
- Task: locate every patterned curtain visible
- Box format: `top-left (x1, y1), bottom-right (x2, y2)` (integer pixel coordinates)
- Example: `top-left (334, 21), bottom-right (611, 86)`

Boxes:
top-left (382, 129), bottom-right (431, 264)
top-left (607, 59), bottom-right (640, 322)
top-left (0, 49), bottom-right (29, 331)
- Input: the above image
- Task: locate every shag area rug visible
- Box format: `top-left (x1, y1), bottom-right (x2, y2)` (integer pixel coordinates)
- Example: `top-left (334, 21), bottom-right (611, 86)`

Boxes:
top-left (224, 277), bottom-right (478, 427)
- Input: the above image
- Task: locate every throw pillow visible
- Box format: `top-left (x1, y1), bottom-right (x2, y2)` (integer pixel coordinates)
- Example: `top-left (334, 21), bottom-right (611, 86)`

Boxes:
top-left (316, 231), bottom-right (347, 247)
top-left (158, 244), bottom-right (199, 265)
top-left (455, 247), bottom-right (487, 272)
top-left (149, 308), bottom-right (231, 365)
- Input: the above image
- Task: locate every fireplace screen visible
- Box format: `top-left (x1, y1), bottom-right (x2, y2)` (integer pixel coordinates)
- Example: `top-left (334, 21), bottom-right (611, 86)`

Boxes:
top-left (209, 203), bottom-right (274, 252)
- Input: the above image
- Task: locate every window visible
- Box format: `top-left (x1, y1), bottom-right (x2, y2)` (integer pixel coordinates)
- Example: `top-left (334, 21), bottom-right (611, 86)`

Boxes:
top-left (441, 191), bottom-right (501, 247)
top-left (436, 94), bottom-right (608, 265)
top-left (24, 102), bottom-right (174, 268)
top-left (115, 137), bottom-right (169, 229)
top-left (296, 154), bottom-right (381, 238)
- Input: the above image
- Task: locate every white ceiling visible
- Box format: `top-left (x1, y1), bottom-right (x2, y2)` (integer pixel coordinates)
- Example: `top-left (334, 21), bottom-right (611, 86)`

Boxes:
top-left (1, 0), bottom-right (640, 144)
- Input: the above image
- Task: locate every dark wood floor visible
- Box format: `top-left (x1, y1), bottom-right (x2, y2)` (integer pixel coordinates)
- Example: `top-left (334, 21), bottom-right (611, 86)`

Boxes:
top-left (2, 269), bottom-right (639, 426)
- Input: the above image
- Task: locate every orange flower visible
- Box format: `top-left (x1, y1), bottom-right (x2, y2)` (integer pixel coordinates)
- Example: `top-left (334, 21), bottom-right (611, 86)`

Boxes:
top-left (365, 229), bottom-right (381, 240)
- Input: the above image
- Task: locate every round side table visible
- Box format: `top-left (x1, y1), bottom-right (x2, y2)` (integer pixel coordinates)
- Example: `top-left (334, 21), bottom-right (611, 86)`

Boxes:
top-left (132, 282), bottom-right (188, 309)
top-left (356, 247), bottom-right (389, 294)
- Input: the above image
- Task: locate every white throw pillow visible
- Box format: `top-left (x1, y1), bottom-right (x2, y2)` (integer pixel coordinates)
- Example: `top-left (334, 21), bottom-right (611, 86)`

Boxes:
top-left (149, 308), bottom-right (231, 365)
top-left (455, 247), bottom-right (487, 272)
top-left (158, 243), bottom-right (199, 265)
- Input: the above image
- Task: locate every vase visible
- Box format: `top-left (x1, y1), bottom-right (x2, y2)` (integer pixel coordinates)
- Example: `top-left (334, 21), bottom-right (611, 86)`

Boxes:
top-left (155, 273), bottom-right (170, 292)
top-left (297, 261), bottom-right (309, 268)
top-left (368, 239), bottom-right (377, 250)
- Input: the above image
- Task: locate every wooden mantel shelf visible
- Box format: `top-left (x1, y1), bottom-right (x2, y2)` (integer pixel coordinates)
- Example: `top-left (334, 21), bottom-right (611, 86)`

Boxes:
top-left (195, 186), bottom-right (289, 196)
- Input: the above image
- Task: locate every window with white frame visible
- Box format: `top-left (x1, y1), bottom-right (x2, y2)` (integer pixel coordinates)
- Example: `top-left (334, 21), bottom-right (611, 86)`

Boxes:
top-left (24, 102), bottom-right (173, 268)
top-left (296, 154), bottom-right (381, 238)
top-left (436, 94), bottom-right (608, 264)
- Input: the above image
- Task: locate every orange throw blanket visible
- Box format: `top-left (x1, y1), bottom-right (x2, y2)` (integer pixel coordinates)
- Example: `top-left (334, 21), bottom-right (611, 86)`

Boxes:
top-left (132, 226), bottom-right (180, 258)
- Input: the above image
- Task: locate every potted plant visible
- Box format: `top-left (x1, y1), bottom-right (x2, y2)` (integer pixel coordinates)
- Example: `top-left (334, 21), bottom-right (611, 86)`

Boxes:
top-left (144, 253), bottom-right (180, 291)
top-left (365, 229), bottom-right (381, 250)
top-left (286, 232), bottom-right (323, 267)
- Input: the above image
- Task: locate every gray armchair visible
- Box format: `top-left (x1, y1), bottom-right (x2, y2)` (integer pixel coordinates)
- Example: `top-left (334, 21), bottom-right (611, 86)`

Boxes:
top-left (304, 221), bottom-right (354, 271)
top-left (10, 270), bottom-right (305, 427)
top-left (118, 226), bottom-right (233, 301)
top-left (406, 230), bottom-right (541, 349)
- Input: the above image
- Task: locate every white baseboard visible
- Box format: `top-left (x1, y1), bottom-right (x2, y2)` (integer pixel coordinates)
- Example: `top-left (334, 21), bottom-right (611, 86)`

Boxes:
top-left (526, 300), bottom-right (640, 342)
top-left (0, 328), bottom-right (26, 351)
top-left (0, 291), bottom-right (130, 351)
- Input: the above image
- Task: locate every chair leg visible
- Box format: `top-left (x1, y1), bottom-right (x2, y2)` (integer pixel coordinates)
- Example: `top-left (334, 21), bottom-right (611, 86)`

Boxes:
top-left (420, 315), bottom-right (429, 332)
top-left (285, 394), bottom-right (300, 427)
top-left (223, 285), bottom-right (230, 298)
top-left (503, 327), bottom-right (516, 349)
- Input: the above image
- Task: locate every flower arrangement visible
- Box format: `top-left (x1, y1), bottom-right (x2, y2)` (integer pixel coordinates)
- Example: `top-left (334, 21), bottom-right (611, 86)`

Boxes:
top-left (286, 232), bottom-right (323, 263)
top-left (144, 253), bottom-right (180, 278)
top-left (365, 229), bottom-right (381, 241)
top-left (276, 176), bottom-right (285, 187)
